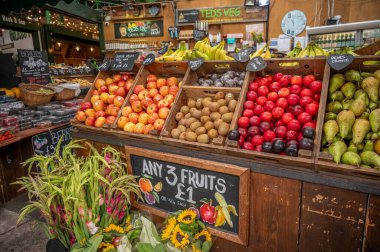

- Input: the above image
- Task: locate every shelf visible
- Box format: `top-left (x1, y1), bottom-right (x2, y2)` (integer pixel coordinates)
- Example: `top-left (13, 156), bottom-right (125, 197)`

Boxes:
top-left (111, 15), bottom-right (163, 21)
top-left (53, 74), bottom-right (96, 78)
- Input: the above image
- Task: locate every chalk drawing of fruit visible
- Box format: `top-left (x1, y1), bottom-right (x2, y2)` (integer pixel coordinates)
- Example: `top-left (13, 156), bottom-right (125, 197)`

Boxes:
top-left (145, 193), bottom-right (155, 204)
top-left (153, 182), bottom-right (162, 192)
top-left (138, 177), bottom-right (153, 194)
top-left (139, 174), bottom-right (160, 205)
top-left (214, 192), bottom-right (238, 228)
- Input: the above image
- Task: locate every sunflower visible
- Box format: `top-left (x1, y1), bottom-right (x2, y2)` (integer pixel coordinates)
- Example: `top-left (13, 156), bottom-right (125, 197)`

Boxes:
top-left (103, 223), bottom-right (124, 234)
top-left (170, 224), bottom-right (190, 249)
top-left (161, 216), bottom-right (177, 240)
top-left (194, 229), bottom-right (212, 242)
top-left (177, 209), bottom-right (196, 224)
top-left (191, 244), bottom-right (202, 252)
top-left (125, 215), bottom-right (132, 232)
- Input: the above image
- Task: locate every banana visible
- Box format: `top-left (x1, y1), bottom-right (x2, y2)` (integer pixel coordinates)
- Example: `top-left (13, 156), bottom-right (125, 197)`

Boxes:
top-left (194, 49), bottom-right (210, 60)
top-left (308, 45), bottom-right (316, 57)
top-left (215, 192), bottom-right (238, 228)
top-left (250, 44), bottom-right (266, 59)
top-left (194, 40), bottom-right (202, 50)
top-left (298, 46), bottom-right (310, 57)
top-left (263, 44), bottom-right (271, 58)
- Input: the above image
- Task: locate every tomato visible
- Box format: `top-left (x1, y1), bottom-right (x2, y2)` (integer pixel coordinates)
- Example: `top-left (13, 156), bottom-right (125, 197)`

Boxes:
top-left (256, 96), bottom-right (267, 105)
top-left (276, 98), bottom-right (288, 109)
top-left (303, 75), bottom-right (316, 87)
top-left (305, 102), bottom-right (319, 116)
top-left (260, 111), bottom-right (273, 122)
top-left (272, 107), bottom-right (284, 119)
top-left (278, 88), bottom-right (290, 98)
top-left (238, 117), bottom-right (250, 128)
top-left (257, 86), bottom-right (269, 96)
top-left (298, 112), bottom-right (313, 124)
top-left (287, 94), bottom-right (300, 106)
top-left (310, 80), bottom-right (322, 93)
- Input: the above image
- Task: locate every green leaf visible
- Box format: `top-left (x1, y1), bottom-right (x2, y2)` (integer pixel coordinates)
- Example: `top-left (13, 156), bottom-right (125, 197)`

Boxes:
top-left (116, 235), bottom-right (132, 252)
top-left (84, 234), bottom-right (103, 252)
top-left (202, 240), bottom-right (213, 252)
top-left (136, 243), bottom-right (155, 252)
top-left (139, 216), bottom-right (162, 247)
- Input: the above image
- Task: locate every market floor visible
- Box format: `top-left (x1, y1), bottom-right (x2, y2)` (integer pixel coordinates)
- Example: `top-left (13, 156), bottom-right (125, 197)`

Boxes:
top-left (0, 194), bottom-right (47, 252)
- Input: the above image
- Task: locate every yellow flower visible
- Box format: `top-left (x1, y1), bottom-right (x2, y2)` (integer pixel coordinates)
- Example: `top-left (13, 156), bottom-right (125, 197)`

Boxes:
top-left (191, 244), bottom-right (202, 252)
top-left (103, 223), bottom-right (125, 234)
top-left (194, 229), bottom-right (212, 242)
top-left (161, 217), bottom-right (177, 240)
top-left (79, 237), bottom-right (86, 245)
top-left (102, 243), bottom-right (115, 252)
top-left (177, 209), bottom-right (196, 225)
top-left (99, 242), bottom-right (112, 249)
top-left (170, 224), bottom-right (190, 249)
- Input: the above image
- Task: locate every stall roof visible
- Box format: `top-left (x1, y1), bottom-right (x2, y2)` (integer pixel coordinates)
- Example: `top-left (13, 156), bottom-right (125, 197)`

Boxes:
top-left (45, 0), bottom-right (100, 23)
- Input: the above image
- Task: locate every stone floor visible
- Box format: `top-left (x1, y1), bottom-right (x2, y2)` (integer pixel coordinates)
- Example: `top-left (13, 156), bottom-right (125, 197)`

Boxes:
top-left (0, 194), bottom-right (48, 252)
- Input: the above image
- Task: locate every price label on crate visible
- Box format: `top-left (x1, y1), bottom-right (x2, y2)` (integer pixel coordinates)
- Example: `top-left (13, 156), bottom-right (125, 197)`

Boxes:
top-left (327, 54), bottom-right (354, 71)
top-left (233, 48), bottom-right (254, 63)
top-left (158, 45), bottom-right (168, 55)
top-left (98, 59), bottom-right (112, 71)
top-left (52, 69), bottom-right (59, 76)
top-left (193, 29), bottom-right (207, 41)
top-left (189, 57), bottom-right (205, 71)
top-left (142, 53), bottom-right (155, 66)
top-left (111, 52), bottom-right (139, 72)
top-left (246, 56), bottom-right (267, 72)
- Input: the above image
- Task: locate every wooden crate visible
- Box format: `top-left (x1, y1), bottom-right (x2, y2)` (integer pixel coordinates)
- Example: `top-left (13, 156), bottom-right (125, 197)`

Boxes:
top-left (184, 60), bottom-right (248, 88)
top-left (111, 62), bottom-right (190, 143)
top-left (315, 56), bottom-right (380, 178)
top-left (71, 65), bottom-right (141, 131)
top-left (225, 58), bottom-right (329, 169)
top-left (160, 86), bottom-right (244, 154)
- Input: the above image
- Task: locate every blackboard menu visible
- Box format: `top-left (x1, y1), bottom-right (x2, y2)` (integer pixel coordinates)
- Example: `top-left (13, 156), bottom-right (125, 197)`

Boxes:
top-left (18, 49), bottom-right (51, 84)
top-left (189, 58), bottom-right (205, 71)
top-left (193, 29), bottom-right (207, 41)
top-left (131, 154), bottom-right (240, 234)
top-left (98, 59), bottom-right (112, 72)
top-left (177, 9), bottom-right (199, 24)
top-left (111, 52), bottom-right (139, 72)
top-left (50, 67), bottom-right (95, 76)
top-left (246, 56), bottom-right (267, 72)
top-left (114, 20), bottom-right (164, 38)
top-left (327, 54), bottom-right (354, 71)
top-left (32, 125), bottom-right (73, 156)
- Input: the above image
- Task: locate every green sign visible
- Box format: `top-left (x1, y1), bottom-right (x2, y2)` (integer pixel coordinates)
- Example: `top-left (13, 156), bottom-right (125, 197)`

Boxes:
top-left (114, 20), bottom-right (164, 38)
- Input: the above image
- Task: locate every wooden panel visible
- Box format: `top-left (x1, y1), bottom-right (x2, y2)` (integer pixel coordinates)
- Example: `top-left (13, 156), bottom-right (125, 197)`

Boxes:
top-left (364, 195), bottom-right (380, 252)
top-left (300, 183), bottom-right (367, 252)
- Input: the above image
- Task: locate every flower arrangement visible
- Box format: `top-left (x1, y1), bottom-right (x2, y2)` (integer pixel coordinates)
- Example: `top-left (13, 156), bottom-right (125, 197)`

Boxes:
top-left (161, 209), bottom-right (213, 252)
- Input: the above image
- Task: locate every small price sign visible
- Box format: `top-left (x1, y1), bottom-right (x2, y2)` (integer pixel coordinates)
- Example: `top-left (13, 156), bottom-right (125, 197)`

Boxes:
top-left (189, 57), bottom-right (204, 71)
top-left (158, 45), bottom-right (168, 55)
top-left (98, 59), bottom-right (112, 71)
top-left (142, 54), bottom-right (155, 66)
top-left (32, 125), bottom-right (73, 156)
top-left (233, 48), bottom-right (254, 63)
top-left (327, 54), bottom-right (354, 71)
top-left (193, 29), bottom-right (207, 41)
top-left (246, 56), bottom-right (267, 72)
top-left (111, 52), bottom-right (139, 72)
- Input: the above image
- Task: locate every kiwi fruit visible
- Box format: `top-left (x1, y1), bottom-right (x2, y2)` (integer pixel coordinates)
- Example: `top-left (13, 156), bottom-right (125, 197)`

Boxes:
top-left (218, 122), bottom-right (229, 136)
top-left (196, 98), bottom-right (203, 109)
top-left (178, 118), bottom-right (187, 126)
top-left (190, 121), bottom-right (202, 131)
top-left (180, 105), bottom-right (190, 114)
top-left (209, 102), bottom-right (220, 112)
top-left (185, 118), bottom-right (198, 128)
top-left (186, 132), bottom-right (197, 142)
top-left (215, 91), bottom-right (225, 100)
top-left (195, 127), bottom-right (207, 135)
top-left (200, 115), bottom-right (211, 124)
top-left (197, 134), bottom-right (210, 144)
top-left (201, 107), bottom-right (211, 116)
top-left (214, 118), bottom-right (223, 129)
top-left (222, 112), bottom-right (233, 123)
top-left (189, 107), bottom-right (197, 114)
top-left (175, 112), bottom-right (184, 121)
top-left (184, 113), bottom-right (192, 119)
top-left (208, 129), bottom-right (218, 139)
top-left (225, 93), bottom-right (235, 103)
top-left (204, 121), bottom-right (214, 131)
top-left (171, 128), bottom-right (181, 139)
top-left (228, 99), bottom-right (237, 112)
top-left (187, 98), bottom-right (196, 108)
top-left (219, 106), bottom-right (229, 115)
top-left (178, 125), bottom-right (187, 132)
top-left (179, 132), bottom-right (187, 140)
top-left (210, 112), bottom-right (222, 121)
top-left (217, 99), bottom-right (227, 107)
top-left (191, 109), bottom-right (202, 119)
top-left (202, 97), bottom-right (212, 107)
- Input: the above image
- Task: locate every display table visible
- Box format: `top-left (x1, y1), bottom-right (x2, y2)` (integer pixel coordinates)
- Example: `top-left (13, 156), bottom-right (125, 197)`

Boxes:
top-left (72, 127), bottom-right (380, 251)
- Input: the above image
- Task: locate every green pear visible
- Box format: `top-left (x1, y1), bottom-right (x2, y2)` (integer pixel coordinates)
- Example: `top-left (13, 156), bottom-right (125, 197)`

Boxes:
top-left (337, 110), bottom-right (355, 139)
top-left (341, 152), bottom-right (361, 166)
top-left (349, 93), bottom-right (367, 117)
top-left (362, 76), bottom-right (379, 102)
top-left (323, 120), bottom-right (339, 144)
top-left (369, 109), bottom-right (380, 133)
top-left (340, 82), bottom-right (356, 99)
top-left (328, 140), bottom-right (347, 164)
top-left (352, 119), bottom-right (370, 145)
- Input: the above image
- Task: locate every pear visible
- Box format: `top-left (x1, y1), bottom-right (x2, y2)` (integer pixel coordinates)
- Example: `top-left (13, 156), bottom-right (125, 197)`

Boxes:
top-left (352, 119), bottom-right (370, 145)
top-left (329, 73), bottom-right (345, 94)
top-left (345, 69), bottom-right (361, 82)
top-left (328, 140), bottom-right (347, 164)
top-left (369, 109), bottom-right (380, 133)
top-left (362, 76), bottom-right (379, 102)
top-left (329, 91), bottom-right (344, 101)
top-left (323, 120), bottom-right (339, 144)
top-left (342, 99), bottom-right (353, 110)
top-left (374, 69), bottom-right (380, 81)
top-left (347, 144), bottom-right (358, 153)
top-left (363, 140), bottom-right (374, 152)
top-left (341, 152), bottom-right (361, 166)
top-left (349, 93), bottom-right (366, 117)
top-left (327, 101), bottom-right (343, 114)
top-left (354, 90), bottom-right (369, 106)
top-left (340, 82), bottom-right (356, 99)
top-left (360, 151), bottom-right (380, 168)
top-left (337, 110), bottom-right (355, 139)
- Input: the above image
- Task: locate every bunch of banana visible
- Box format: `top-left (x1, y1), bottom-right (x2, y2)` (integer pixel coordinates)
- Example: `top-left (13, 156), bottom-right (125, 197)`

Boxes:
top-left (250, 43), bottom-right (271, 59)
top-left (213, 41), bottom-right (234, 60)
top-left (214, 192), bottom-right (238, 228)
top-left (334, 46), bottom-right (359, 56)
top-left (287, 41), bottom-right (303, 57)
top-left (155, 41), bottom-right (187, 62)
top-left (194, 37), bottom-right (212, 58)
top-left (297, 43), bottom-right (327, 58)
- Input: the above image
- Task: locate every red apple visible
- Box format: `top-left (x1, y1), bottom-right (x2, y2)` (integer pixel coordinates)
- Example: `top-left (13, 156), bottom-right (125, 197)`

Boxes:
top-left (95, 110), bottom-right (106, 118)
top-left (85, 108), bottom-right (96, 118)
top-left (238, 117), bottom-right (250, 128)
top-left (76, 111), bottom-right (86, 122)
top-left (85, 116), bottom-right (95, 126)
top-left (169, 85), bottom-right (179, 96)
top-left (157, 99), bottom-right (170, 109)
top-left (243, 109), bottom-right (254, 118)
top-left (121, 106), bottom-right (133, 117)
top-left (117, 116), bottom-right (129, 129)
top-left (105, 77), bottom-right (113, 86)
top-left (303, 75), bottom-right (316, 87)
top-left (133, 85), bottom-right (145, 95)
top-left (128, 113), bottom-right (139, 124)
top-left (153, 119), bottom-right (165, 130)
top-left (249, 82), bottom-right (259, 91)
top-left (138, 90), bottom-right (149, 100)
top-left (115, 87), bottom-right (126, 97)
top-left (117, 80), bottom-right (126, 87)
top-left (153, 94), bottom-right (164, 103)
top-left (148, 113), bottom-right (159, 124)
top-left (129, 94), bottom-right (139, 103)
top-left (106, 116), bottom-right (116, 125)
top-left (159, 86), bottom-right (169, 96)
top-left (109, 85), bottom-right (118, 95)
top-left (107, 95), bottom-right (116, 105)
top-left (246, 91), bottom-right (257, 101)
top-left (147, 81), bottom-right (157, 90)
top-left (131, 100), bottom-right (143, 113)
top-left (113, 74), bottom-right (122, 82)
top-left (159, 107), bottom-right (170, 119)
top-left (93, 100), bottom-right (105, 112)
top-left (113, 96), bottom-right (125, 108)
top-left (167, 77), bottom-right (178, 86)
top-left (147, 74), bottom-right (157, 83)
top-left (80, 102), bottom-right (92, 111)
top-left (142, 97), bottom-right (154, 109)
top-left (146, 104), bottom-right (158, 115)
top-left (95, 79), bottom-right (105, 90)
top-left (156, 78), bottom-right (166, 88)
top-left (165, 94), bottom-right (175, 104)
top-left (290, 75), bottom-right (302, 85)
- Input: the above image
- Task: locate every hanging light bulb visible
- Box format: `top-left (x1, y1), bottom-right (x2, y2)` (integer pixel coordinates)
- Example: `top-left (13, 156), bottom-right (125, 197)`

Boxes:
top-left (57, 42), bottom-right (61, 47)
top-left (76, 46), bottom-right (80, 51)
top-left (90, 47), bottom-right (94, 52)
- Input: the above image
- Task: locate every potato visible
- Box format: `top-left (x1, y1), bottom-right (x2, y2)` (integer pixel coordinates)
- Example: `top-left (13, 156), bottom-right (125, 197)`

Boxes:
top-left (180, 105), bottom-right (190, 114)
top-left (219, 106), bottom-right (229, 115)
top-left (196, 98), bottom-right (203, 109)
top-left (228, 99), bottom-right (237, 112)
top-left (208, 129), bottom-right (218, 139)
top-left (215, 91), bottom-right (225, 100)
top-left (178, 118), bottom-right (187, 126)
top-left (187, 98), bottom-right (196, 108)
top-left (195, 127), bottom-right (207, 135)
top-left (185, 113), bottom-right (192, 119)
top-left (210, 112), bottom-right (222, 121)
top-left (222, 112), bottom-right (233, 123)
top-left (179, 132), bottom-right (187, 140)
top-left (200, 115), bottom-right (211, 124)
top-left (197, 134), bottom-right (210, 144)
top-left (189, 107), bottom-right (197, 114)
top-left (186, 132), bottom-right (197, 142)
top-left (185, 118), bottom-right (198, 128)
top-left (175, 112), bottom-right (184, 121)
top-left (178, 125), bottom-right (187, 132)
top-left (171, 128), bottom-right (181, 139)
top-left (225, 93), bottom-right (235, 102)
top-left (202, 97), bottom-right (212, 107)
top-left (201, 107), bottom-right (211, 116)
top-left (218, 122), bottom-right (230, 136)
top-left (217, 99), bottom-right (227, 107)
top-left (214, 118), bottom-right (223, 129)
top-left (191, 109), bottom-right (202, 119)
top-left (209, 102), bottom-right (220, 112)
top-left (204, 121), bottom-right (214, 131)
top-left (190, 121), bottom-right (202, 131)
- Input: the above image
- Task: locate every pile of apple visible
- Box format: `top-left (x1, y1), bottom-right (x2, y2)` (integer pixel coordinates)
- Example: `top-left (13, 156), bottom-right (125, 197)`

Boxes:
top-left (116, 74), bottom-right (180, 134)
top-left (230, 73), bottom-right (321, 156)
top-left (76, 73), bottom-right (134, 128)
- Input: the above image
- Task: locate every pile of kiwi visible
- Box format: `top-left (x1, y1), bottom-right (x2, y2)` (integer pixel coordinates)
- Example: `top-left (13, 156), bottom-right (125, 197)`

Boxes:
top-left (170, 91), bottom-right (237, 144)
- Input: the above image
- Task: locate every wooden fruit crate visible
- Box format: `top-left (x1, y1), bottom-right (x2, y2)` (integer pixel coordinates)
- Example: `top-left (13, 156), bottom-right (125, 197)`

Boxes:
top-left (160, 86), bottom-right (245, 154)
top-left (111, 62), bottom-right (190, 143)
top-left (184, 60), bottom-right (248, 88)
top-left (315, 55), bottom-right (380, 178)
top-left (225, 58), bottom-right (329, 169)
top-left (72, 65), bottom-right (141, 132)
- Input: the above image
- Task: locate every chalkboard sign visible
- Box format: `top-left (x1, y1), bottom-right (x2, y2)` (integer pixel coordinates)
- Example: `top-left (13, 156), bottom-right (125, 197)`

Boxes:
top-left (233, 48), bottom-right (254, 63)
top-left (189, 58), bottom-right (205, 71)
top-left (32, 125), bottom-right (73, 156)
top-left (142, 54), bottom-right (155, 66)
top-left (111, 52), bottom-right (139, 72)
top-left (246, 56), bottom-right (267, 72)
top-left (168, 26), bottom-right (180, 39)
top-left (158, 45), bottom-right (168, 55)
top-left (125, 147), bottom-right (250, 245)
top-left (18, 49), bottom-right (51, 84)
top-left (327, 54), bottom-right (354, 71)
top-left (99, 59), bottom-right (112, 71)
top-left (177, 9), bottom-right (199, 24)
top-left (114, 20), bottom-right (164, 38)
top-left (193, 29), bottom-right (207, 41)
